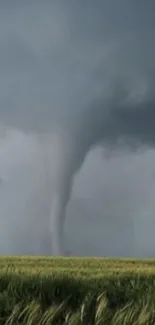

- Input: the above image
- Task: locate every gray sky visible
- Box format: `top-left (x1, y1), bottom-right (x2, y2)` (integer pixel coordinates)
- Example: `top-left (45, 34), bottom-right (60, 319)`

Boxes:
top-left (0, 0), bottom-right (155, 256)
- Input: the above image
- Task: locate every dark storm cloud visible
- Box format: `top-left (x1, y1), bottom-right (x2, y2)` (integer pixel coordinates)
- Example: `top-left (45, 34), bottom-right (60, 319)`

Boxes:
top-left (0, 0), bottom-right (154, 140)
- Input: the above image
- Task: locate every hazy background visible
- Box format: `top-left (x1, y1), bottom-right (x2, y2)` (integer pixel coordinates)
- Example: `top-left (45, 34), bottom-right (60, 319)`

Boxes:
top-left (0, 0), bottom-right (155, 257)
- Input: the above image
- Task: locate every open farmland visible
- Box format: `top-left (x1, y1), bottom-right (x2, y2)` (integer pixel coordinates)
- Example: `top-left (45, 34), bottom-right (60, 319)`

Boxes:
top-left (0, 256), bottom-right (155, 324)
top-left (1, 255), bottom-right (155, 277)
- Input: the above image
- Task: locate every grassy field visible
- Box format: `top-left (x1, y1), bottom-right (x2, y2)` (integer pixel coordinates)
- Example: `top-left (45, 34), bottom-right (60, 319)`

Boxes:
top-left (0, 256), bottom-right (155, 324)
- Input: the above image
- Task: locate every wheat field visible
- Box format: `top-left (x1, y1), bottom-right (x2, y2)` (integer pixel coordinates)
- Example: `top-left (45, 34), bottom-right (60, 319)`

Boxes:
top-left (0, 256), bottom-right (155, 324)
top-left (1, 255), bottom-right (155, 275)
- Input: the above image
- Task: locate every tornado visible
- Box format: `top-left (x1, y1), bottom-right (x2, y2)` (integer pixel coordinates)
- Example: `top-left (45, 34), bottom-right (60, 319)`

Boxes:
top-left (47, 77), bottom-right (155, 255)
top-left (0, 0), bottom-right (155, 255)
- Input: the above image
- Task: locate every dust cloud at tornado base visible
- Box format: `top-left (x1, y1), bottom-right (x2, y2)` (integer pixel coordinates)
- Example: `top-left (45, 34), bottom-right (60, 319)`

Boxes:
top-left (0, 1), bottom-right (155, 255)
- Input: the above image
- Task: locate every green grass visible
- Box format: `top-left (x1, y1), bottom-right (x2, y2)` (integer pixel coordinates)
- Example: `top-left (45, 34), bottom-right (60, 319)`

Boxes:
top-left (0, 256), bottom-right (155, 324)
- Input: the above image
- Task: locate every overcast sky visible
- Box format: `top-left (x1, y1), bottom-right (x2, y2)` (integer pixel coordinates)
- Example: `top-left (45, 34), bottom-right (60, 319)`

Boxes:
top-left (0, 0), bottom-right (155, 257)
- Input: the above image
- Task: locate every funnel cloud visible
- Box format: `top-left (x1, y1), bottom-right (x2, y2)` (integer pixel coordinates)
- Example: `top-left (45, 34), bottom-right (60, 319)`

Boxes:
top-left (0, 0), bottom-right (155, 256)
